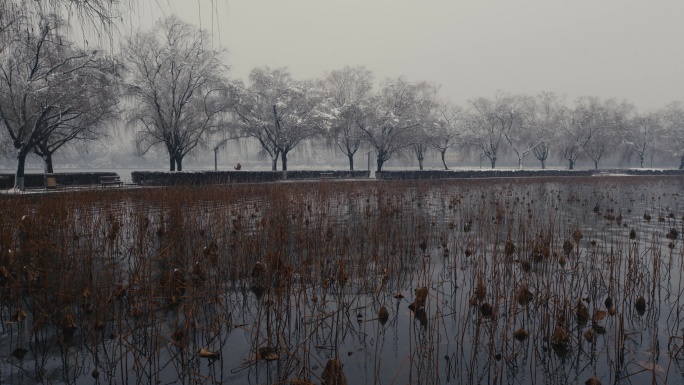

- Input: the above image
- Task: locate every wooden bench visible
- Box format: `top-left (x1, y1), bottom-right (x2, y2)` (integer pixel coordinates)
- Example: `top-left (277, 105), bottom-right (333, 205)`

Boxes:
top-left (100, 175), bottom-right (123, 187)
top-left (320, 172), bottom-right (335, 179)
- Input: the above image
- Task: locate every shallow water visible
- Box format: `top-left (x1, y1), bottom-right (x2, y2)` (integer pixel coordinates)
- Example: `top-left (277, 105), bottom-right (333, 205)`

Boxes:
top-left (1, 176), bottom-right (684, 384)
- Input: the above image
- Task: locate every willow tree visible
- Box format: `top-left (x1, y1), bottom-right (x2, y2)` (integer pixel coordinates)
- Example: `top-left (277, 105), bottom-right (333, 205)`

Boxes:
top-left (0, 15), bottom-right (120, 189)
top-left (1, 0), bottom-right (121, 44)
top-left (124, 16), bottom-right (232, 171)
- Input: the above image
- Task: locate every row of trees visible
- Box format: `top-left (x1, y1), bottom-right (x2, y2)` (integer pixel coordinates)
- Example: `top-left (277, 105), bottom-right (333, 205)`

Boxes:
top-left (228, 69), bottom-right (684, 173)
top-left (3, 13), bottom-right (684, 189)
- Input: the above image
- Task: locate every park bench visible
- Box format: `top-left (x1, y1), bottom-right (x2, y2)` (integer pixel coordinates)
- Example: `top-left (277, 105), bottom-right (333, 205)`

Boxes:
top-left (100, 175), bottom-right (123, 187)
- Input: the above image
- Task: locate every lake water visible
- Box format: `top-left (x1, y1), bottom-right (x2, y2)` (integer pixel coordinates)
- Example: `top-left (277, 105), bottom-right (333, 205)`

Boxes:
top-left (1, 176), bottom-right (683, 384)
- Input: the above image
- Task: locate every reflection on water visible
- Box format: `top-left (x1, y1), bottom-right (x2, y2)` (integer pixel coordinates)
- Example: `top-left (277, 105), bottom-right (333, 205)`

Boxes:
top-left (1, 176), bottom-right (684, 384)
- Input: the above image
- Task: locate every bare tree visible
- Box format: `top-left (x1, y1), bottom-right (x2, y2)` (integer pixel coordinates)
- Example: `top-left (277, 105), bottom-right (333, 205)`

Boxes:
top-left (557, 97), bottom-right (598, 170)
top-left (577, 97), bottom-right (630, 169)
top-left (429, 102), bottom-right (465, 170)
top-left (659, 102), bottom-right (684, 169)
top-left (318, 66), bottom-right (373, 170)
top-left (467, 93), bottom-right (523, 169)
top-left (0, 121), bottom-right (14, 162)
top-left (558, 115), bottom-right (589, 170)
top-left (233, 67), bottom-right (325, 171)
top-left (409, 83), bottom-right (440, 170)
top-left (407, 125), bottom-right (429, 170)
top-left (124, 16), bottom-right (231, 171)
top-left (0, 15), bottom-right (120, 189)
top-left (523, 92), bottom-right (567, 169)
top-left (32, 100), bottom-right (119, 174)
top-left (499, 94), bottom-right (540, 169)
top-left (356, 77), bottom-right (432, 172)
top-left (623, 111), bottom-right (661, 168)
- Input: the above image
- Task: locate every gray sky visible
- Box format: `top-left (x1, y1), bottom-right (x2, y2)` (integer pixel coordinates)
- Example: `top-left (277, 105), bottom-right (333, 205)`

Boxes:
top-left (139, 0), bottom-right (684, 112)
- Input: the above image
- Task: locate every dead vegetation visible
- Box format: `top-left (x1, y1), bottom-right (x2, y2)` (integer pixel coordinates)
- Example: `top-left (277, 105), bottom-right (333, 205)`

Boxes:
top-left (0, 176), bottom-right (682, 384)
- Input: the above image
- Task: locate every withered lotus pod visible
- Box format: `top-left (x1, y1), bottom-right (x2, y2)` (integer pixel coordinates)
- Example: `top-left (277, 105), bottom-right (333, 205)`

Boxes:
top-left (576, 300), bottom-right (589, 326)
top-left (635, 296), bottom-right (646, 315)
top-left (517, 285), bottom-right (533, 306)
top-left (604, 296), bottom-right (613, 309)
top-left (572, 229), bottom-right (583, 242)
top-left (321, 359), bottom-right (347, 385)
top-left (513, 328), bottom-right (528, 342)
top-left (378, 306), bottom-right (389, 324)
top-left (415, 287), bottom-right (428, 309)
top-left (480, 302), bottom-right (493, 317)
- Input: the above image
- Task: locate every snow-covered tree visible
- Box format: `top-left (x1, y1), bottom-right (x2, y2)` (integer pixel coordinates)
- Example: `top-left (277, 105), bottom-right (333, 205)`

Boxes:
top-left (558, 113), bottom-right (589, 170)
top-left (408, 83), bottom-right (440, 170)
top-left (660, 102), bottom-right (684, 169)
top-left (467, 93), bottom-right (524, 169)
top-left (576, 97), bottom-right (630, 169)
top-left (522, 92), bottom-right (567, 169)
top-left (429, 102), bottom-right (466, 170)
top-left (498, 93), bottom-right (541, 169)
top-left (124, 16), bottom-right (231, 171)
top-left (622, 111), bottom-right (661, 168)
top-left (0, 122), bottom-right (13, 161)
top-left (356, 77), bottom-right (434, 172)
top-left (0, 15), bottom-right (120, 189)
top-left (32, 93), bottom-right (119, 174)
top-left (233, 67), bottom-right (326, 171)
top-left (318, 66), bottom-right (374, 170)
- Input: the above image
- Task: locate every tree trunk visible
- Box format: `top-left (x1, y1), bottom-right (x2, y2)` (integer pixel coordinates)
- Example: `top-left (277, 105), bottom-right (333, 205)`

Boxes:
top-left (176, 155), bottom-right (183, 171)
top-left (440, 150), bottom-right (448, 170)
top-left (348, 154), bottom-right (354, 170)
top-left (418, 155), bottom-right (424, 171)
top-left (15, 149), bottom-right (28, 190)
top-left (376, 157), bottom-right (384, 172)
top-left (271, 156), bottom-right (278, 171)
top-left (169, 155), bottom-right (176, 172)
top-left (679, 154), bottom-right (684, 169)
top-left (43, 154), bottom-right (54, 174)
top-left (491, 158), bottom-right (496, 169)
top-left (540, 159), bottom-right (546, 169)
top-left (639, 154), bottom-right (644, 168)
top-left (568, 159), bottom-right (574, 170)
top-left (281, 151), bottom-right (288, 171)
top-left (594, 160), bottom-right (599, 169)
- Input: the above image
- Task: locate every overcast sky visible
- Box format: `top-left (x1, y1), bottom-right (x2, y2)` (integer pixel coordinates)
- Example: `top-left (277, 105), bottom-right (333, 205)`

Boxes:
top-left (135, 0), bottom-right (684, 112)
